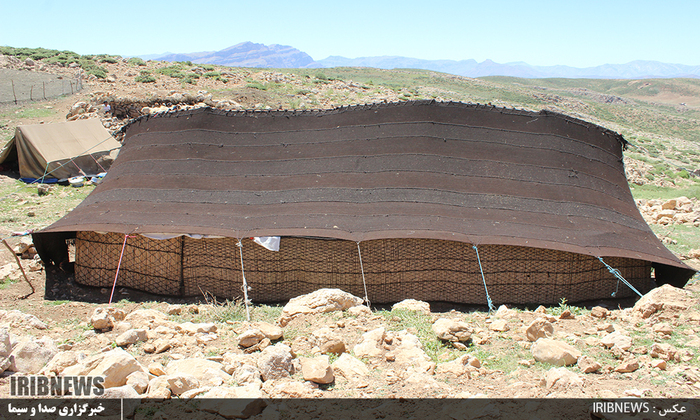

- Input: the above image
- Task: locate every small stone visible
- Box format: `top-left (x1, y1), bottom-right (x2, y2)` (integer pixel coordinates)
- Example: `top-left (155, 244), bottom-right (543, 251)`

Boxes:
top-left (559, 309), bottom-right (575, 320)
top-left (525, 318), bottom-right (554, 342)
top-left (300, 356), bottom-right (334, 384)
top-left (590, 306), bottom-right (610, 319)
top-left (651, 359), bottom-right (667, 370)
top-left (489, 318), bottom-right (509, 332)
top-left (577, 356), bottom-right (602, 373)
top-left (115, 329), bottom-right (147, 347)
top-left (601, 331), bottom-right (632, 351)
top-left (531, 338), bottom-right (581, 366)
top-left (653, 323), bottom-right (673, 335)
top-left (238, 329), bottom-right (265, 348)
top-left (615, 357), bottom-right (639, 373)
top-left (148, 362), bottom-right (166, 376)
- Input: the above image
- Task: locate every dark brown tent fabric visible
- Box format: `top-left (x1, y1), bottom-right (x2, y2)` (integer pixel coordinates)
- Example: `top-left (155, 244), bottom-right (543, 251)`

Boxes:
top-left (38, 100), bottom-right (695, 288)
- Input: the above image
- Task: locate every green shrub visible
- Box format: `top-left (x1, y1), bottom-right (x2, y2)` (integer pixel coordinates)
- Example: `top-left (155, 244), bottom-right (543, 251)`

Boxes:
top-left (127, 57), bottom-right (146, 66)
top-left (98, 55), bottom-right (119, 64)
top-left (135, 74), bottom-right (156, 83)
top-left (182, 75), bottom-right (199, 85)
top-left (201, 64), bottom-right (215, 71)
top-left (247, 82), bottom-right (267, 90)
top-left (156, 66), bottom-right (187, 79)
top-left (203, 71), bottom-right (221, 78)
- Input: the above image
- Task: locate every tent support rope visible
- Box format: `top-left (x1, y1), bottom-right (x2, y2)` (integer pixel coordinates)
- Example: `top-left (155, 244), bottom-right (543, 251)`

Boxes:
top-left (597, 256), bottom-right (643, 298)
top-left (109, 234), bottom-right (132, 305)
top-left (237, 239), bottom-right (251, 321)
top-left (473, 245), bottom-right (496, 312)
top-left (39, 163), bottom-right (50, 184)
top-left (356, 241), bottom-right (370, 308)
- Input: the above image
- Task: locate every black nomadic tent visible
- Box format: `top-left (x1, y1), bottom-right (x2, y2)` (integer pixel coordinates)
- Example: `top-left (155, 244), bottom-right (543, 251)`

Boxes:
top-left (34, 101), bottom-right (695, 305)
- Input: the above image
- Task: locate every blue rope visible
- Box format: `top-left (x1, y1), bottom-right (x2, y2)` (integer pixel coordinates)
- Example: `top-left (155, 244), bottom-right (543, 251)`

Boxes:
top-left (597, 256), bottom-right (644, 298)
top-left (473, 245), bottom-right (496, 312)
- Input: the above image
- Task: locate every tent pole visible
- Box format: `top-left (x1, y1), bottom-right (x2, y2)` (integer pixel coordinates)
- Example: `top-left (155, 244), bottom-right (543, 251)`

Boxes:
top-left (109, 234), bottom-right (130, 305)
top-left (236, 239), bottom-right (251, 321)
top-left (356, 242), bottom-right (370, 308)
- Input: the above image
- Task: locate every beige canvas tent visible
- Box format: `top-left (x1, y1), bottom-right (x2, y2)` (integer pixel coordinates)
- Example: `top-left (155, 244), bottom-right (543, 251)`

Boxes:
top-left (0, 119), bottom-right (121, 181)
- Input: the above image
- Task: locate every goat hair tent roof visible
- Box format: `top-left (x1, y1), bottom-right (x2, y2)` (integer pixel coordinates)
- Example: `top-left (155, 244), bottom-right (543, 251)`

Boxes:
top-left (39, 100), bottom-right (695, 286)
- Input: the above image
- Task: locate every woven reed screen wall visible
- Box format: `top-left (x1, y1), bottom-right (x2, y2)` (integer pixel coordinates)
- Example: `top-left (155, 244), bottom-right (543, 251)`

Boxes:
top-left (75, 232), bottom-right (652, 305)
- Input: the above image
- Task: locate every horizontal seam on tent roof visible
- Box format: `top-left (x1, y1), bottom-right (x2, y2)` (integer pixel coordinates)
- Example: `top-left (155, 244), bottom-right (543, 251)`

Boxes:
top-left (72, 205), bottom-right (648, 232)
top-left (112, 156), bottom-right (625, 193)
top-left (56, 214), bottom-right (650, 248)
top-left (79, 190), bottom-right (647, 229)
top-left (123, 133), bottom-right (620, 166)
top-left (101, 171), bottom-right (629, 202)
top-left (127, 124), bottom-right (622, 159)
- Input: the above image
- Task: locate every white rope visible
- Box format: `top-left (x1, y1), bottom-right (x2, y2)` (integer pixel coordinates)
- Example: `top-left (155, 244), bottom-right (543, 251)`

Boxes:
top-left (27, 136), bottom-right (119, 184)
top-left (356, 241), bottom-right (370, 308)
top-left (236, 239), bottom-right (251, 321)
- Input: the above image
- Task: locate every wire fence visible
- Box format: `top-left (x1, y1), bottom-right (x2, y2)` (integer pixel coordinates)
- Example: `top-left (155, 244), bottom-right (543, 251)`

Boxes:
top-left (0, 69), bottom-right (83, 104)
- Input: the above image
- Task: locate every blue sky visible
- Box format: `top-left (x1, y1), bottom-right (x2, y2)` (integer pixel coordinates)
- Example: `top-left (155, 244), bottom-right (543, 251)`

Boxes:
top-left (2, 0), bottom-right (698, 67)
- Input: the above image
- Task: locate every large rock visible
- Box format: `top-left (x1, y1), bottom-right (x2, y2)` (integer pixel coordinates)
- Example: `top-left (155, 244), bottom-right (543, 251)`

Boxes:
top-left (233, 364), bottom-right (262, 388)
top-left (0, 328), bottom-right (10, 357)
top-left (0, 310), bottom-right (48, 330)
top-left (199, 386), bottom-right (266, 419)
top-left (601, 331), bottom-right (632, 351)
top-left (165, 358), bottom-right (231, 386)
top-left (252, 322), bottom-right (283, 341)
top-left (311, 327), bottom-right (346, 355)
top-left (331, 353), bottom-right (369, 380)
top-left (176, 322), bottom-right (217, 335)
top-left (90, 307), bottom-right (126, 330)
top-left (146, 376), bottom-right (171, 399)
top-left (392, 299), bottom-right (431, 315)
top-left (125, 371), bottom-right (149, 394)
top-left (124, 309), bottom-right (168, 328)
top-left (116, 329), bottom-right (148, 347)
top-left (388, 330), bottom-right (435, 374)
top-left (633, 284), bottom-right (695, 318)
top-left (525, 318), bottom-right (554, 342)
top-left (279, 288), bottom-right (363, 326)
top-left (257, 343), bottom-right (294, 381)
top-left (40, 351), bottom-right (86, 375)
top-left (432, 318), bottom-right (471, 343)
top-left (61, 347), bottom-right (147, 388)
top-left (167, 373), bottom-right (200, 395)
top-left (545, 367), bottom-right (583, 390)
top-left (238, 329), bottom-right (266, 348)
top-left (353, 327), bottom-right (386, 358)
top-left (300, 356), bottom-right (334, 384)
top-left (531, 338), bottom-right (581, 367)
top-left (9, 336), bottom-right (58, 373)
top-left (577, 356), bottom-right (602, 374)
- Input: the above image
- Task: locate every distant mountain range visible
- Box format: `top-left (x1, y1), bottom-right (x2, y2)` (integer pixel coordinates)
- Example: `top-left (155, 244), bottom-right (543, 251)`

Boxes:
top-left (144, 42), bottom-right (700, 79)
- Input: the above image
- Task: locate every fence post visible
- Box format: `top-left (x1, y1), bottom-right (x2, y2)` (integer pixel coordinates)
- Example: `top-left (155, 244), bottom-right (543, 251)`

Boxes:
top-left (43, 82), bottom-right (46, 100)
top-left (11, 80), bottom-right (17, 104)
top-left (30, 85), bottom-right (33, 101)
